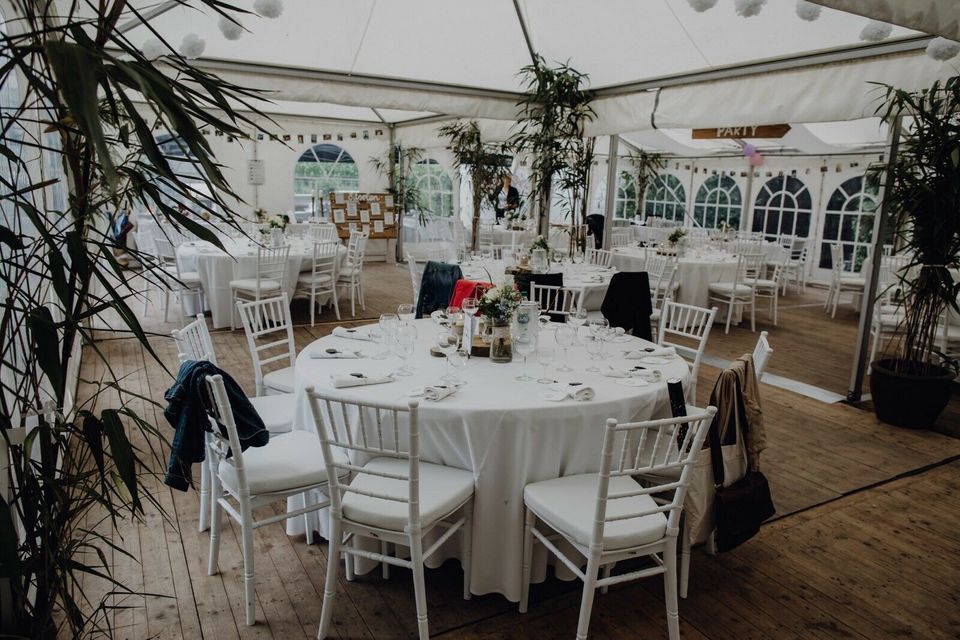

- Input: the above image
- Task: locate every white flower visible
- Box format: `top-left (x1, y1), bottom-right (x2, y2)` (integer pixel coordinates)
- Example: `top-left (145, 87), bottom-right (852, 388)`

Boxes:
top-left (860, 20), bottom-right (892, 42)
top-left (734, 0), bottom-right (766, 18)
top-left (142, 38), bottom-right (166, 61)
top-left (487, 287), bottom-right (501, 301)
top-left (926, 37), bottom-right (960, 61)
top-left (795, 0), bottom-right (821, 21)
top-left (179, 33), bottom-right (206, 59)
top-left (218, 15), bottom-right (244, 41)
top-left (687, 0), bottom-right (718, 12)
top-left (253, 0), bottom-right (284, 19)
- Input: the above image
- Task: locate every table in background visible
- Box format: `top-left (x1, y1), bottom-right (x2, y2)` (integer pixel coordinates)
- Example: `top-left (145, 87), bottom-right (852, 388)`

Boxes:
top-left (458, 259), bottom-right (615, 311)
top-left (611, 247), bottom-right (739, 309)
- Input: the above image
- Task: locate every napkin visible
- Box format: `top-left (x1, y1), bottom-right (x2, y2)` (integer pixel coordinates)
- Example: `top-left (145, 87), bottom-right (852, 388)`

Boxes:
top-left (311, 348), bottom-right (363, 359)
top-left (624, 346), bottom-right (676, 359)
top-left (423, 385), bottom-right (458, 401)
top-left (332, 326), bottom-right (373, 341)
top-left (330, 373), bottom-right (394, 388)
top-left (601, 366), bottom-right (631, 378)
top-left (545, 384), bottom-right (595, 402)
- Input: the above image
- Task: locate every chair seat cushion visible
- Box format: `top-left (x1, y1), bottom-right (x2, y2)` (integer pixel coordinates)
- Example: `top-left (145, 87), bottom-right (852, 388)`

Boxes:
top-left (338, 266), bottom-right (361, 279)
top-left (753, 278), bottom-right (778, 290)
top-left (838, 277), bottom-right (866, 287)
top-left (248, 393), bottom-right (295, 434)
top-left (524, 474), bottom-right (667, 551)
top-left (297, 273), bottom-right (334, 286)
top-left (263, 367), bottom-right (296, 393)
top-left (230, 278), bottom-right (282, 291)
top-left (179, 271), bottom-right (202, 284)
top-left (709, 282), bottom-right (753, 296)
top-left (342, 457), bottom-right (474, 530)
top-left (218, 431), bottom-right (346, 495)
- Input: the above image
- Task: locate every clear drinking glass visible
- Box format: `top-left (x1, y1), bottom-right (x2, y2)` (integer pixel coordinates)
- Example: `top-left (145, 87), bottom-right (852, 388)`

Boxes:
top-left (568, 307), bottom-right (588, 344)
top-left (555, 324), bottom-right (575, 372)
top-left (447, 348), bottom-right (470, 384)
top-left (369, 327), bottom-right (387, 360)
top-left (513, 331), bottom-right (537, 382)
top-left (397, 303), bottom-right (415, 323)
top-left (536, 345), bottom-right (556, 383)
top-left (584, 334), bottom-right (603, 372)
top-left (436, 329), bottom-right (459, 381)
top-left (394, 323), bottom-right (417, 376)
top-left (379, 313), bottom-right (400, 352)
top-left (589, 317), bottom-right (610, 338)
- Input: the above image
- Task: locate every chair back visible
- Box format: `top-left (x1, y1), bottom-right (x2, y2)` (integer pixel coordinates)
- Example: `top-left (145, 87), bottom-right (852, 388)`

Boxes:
top-left (737, 252), bottom-right (766, 286)
top-left (406, 253), bottom-right (422, 307)
top-left (311, 224), bottom-right (339, 244)
top-left (651, 260), bottom-right (678, 311)
top-left (204, 374), bottom-right (251, 493)
top-left (789, 237), bottom-right (807, 261)
top-left (236, 293), bottom-right (296, 389)
top-left (585, 248), bottom-right (612, 268)
top-left (256, 244), bottom-right (290, 291)
top-left (346, 231), bottom-right (368, 268)
top-left (829, 243), bottom-right (846, 279)
top-left (308, 241), bottom-right (339, 288)
top-left (530, 283), bottom-right (581, 318)
top-left (752, 331), bottom-right (773, 381)
top-left (658, 301), bottom-right (718, 386)
top-left (610, 230), bottom-right (631, 248)
top-left (305, 389), bottom-right (424, 528)
top-left (644, 254), bottom-right (667, 282)
top-left (172, 315), bottom-right (218, 365)
top-left (590, 407), bottom-right (717, 545)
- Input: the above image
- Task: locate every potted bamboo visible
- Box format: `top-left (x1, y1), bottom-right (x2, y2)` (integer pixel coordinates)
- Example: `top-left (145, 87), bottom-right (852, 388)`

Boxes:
top-left (869, 76), bottom-right (960, 428)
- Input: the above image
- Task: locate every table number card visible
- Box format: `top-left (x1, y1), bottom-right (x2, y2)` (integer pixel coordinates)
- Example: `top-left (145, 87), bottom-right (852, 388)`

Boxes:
top-left (373, 220), bottom-right (384, 233)
top-left (360, 210), bottom-right (371, 223)
top-left (334, 193), bottom-right (345, 204)
top-left (333, 209), bottom-right (346, 224)
top-left (384, 212), bottom-right (395, 225)
top-left (370, 202), bottom-right (381, 215)
top-left (346, 202), bottom-right (358, 215)
top-left (362, 224), bottom-right (371, 235)
top-left (384, 195), bottom-right (394, 208)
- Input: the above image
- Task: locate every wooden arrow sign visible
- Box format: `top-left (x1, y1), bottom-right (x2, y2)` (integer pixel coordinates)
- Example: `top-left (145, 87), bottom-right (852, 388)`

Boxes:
top-left (692, 124), bottom-right (792, 140)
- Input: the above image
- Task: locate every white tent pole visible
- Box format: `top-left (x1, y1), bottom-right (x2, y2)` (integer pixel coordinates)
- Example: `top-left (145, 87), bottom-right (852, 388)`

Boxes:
top-left (741, 166), bottom-right (755, 232)
top-left (511, 0), bottom-right (539, 66)
top-left (602, 135), bottom-right (619, 249)
top-left (847, 115), bottom-right (902, 402)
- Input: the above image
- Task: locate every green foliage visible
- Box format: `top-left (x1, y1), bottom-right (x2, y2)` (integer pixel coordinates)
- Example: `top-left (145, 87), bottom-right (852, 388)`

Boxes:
top-left (627, 150), bottom-right (667, 206)
top-left (369, 145), bottom-right (428, 224)
top-left (0, 1), bottom-right (271, 636)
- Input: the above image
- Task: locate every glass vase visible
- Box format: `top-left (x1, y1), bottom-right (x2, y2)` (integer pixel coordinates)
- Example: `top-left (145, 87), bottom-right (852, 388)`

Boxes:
top-left (489, 319), bottom-right (512, 363)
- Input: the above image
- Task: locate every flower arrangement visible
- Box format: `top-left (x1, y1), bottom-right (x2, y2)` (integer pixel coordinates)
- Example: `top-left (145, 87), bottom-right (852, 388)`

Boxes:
top-left (529, 235), bottom-right (550, 253)
top-left (505, 209), bottom-right (529, 228)
top-left (668, 228), bottom-right (687, 245)
top-left (478, 284), bottom-right (523, 324)
top-left (253, 207), bottom-right (267, 222)
top-left (267, 213), bottom-right (290, 230)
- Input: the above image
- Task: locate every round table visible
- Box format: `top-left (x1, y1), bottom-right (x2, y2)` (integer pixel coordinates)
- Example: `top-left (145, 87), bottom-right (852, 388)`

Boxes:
top-left (459, 259), bottom-right (615, 311)
top-left (177, 239), bottom-right (345, 328)
top-left (611, 247), bottom-right (738, 309)
top-left (285, 318), bottom-right (690, 601)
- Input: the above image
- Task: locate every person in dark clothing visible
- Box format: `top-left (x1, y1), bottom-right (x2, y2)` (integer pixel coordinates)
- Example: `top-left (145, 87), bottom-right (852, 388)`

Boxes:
top-left (586, 214), bottom-right (605, 249)
top-left (489, 175), bottom-right (519, 224)
top-left (163, 360), bottom-right (269, 491)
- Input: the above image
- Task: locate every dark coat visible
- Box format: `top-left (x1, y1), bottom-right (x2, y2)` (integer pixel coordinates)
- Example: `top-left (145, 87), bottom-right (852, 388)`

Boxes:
top-left (600, 271), bottom-right (653, 341)
top-left (415, 261), bottom-right (464, 319)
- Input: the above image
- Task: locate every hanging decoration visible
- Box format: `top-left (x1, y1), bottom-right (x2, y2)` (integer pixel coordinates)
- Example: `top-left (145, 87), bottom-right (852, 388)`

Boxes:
top-left (179, 33), bottom-right (206, 58)
top-left (795, 0), bottom-right (821, 22)
top-left (686, 0), bottom-right (719, 12)
top-left (734, 0), bottom-right (767, 18)
top-left (749, 153), bottom-right (764, 167)
top-left (253, 0), bottom-right (284, 19)
top-left (218, 15), bottom-right (244, 40)
top-left (926, 37), bottom-right (960, 61)
top-left (142, 38), bottom-right (166, 60)
top-left (859, 20), bottom-right (892, 42)
top-left (742, 143), bottom-right (757, 157)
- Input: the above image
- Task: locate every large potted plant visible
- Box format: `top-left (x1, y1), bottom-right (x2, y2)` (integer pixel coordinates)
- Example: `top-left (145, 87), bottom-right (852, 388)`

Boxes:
top-left (869, 76), bottom-right (960, 428)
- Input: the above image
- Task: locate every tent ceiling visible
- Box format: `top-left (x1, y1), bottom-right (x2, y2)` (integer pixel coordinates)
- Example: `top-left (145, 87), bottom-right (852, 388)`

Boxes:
top-left (811, 0), bottom-right (959, 40)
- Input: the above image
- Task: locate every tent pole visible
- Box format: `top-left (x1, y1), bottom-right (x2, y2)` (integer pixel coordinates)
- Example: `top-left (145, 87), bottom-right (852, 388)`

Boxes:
top-left (847, 115), bottom-right (902, 402)
top-left (741, 166), bottom-right (755, 232)
top-left (602, 135), bottom-right (619, 249)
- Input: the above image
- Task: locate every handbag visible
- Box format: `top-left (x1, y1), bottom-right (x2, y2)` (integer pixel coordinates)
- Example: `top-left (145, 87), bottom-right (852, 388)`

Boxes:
top-left (710, 376), bottom-right (775, 553)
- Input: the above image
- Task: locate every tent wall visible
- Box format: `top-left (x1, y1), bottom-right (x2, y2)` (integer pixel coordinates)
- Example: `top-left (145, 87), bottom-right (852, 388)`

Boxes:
top-left (811, 1), bottom-right (960, 40)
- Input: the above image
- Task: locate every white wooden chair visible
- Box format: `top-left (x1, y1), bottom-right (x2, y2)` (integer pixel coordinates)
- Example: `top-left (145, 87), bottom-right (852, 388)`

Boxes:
top-left (649, 260), bottom-right (678, 336)
top-left (868, 271), bottom-right (905, 369)
top-left (585, 248), bottom-right (613, 268)
top-left (338, 230), bottom-right (368, 316)
top-left (236, 294), bottom-right (296, 396)
top-left (708, 252), bottom-right (763, 334)
top-left (310, 223), bottom-right (339, 243)
top-left (171, 314), bottom-right (297, 532)
top-left (753, 257), bottom-right (786, 325)
top-left (406, 252), bottom-right (423, 308)
top-left (151, 236), bottom-right (202, 323)
top-left (305, 389), bottom-right (475, 640)
top-left (296, 240), bottom-right (340, 325)
top-left (229, 243), bottom-right (290, 330)
top-left (782, 238), bottom-right (808, 294)
top-left (752, 330), bottom-right (773, 381)
top-left (519, 407), bottom-right (717, 640)
top-left (530, 283), bottom-right (582, 321)
top-left (824, 243), bottom-right (866, 318)
top-left (205, 374), bottom-right (345, 626)
top-left (610, 230), bottom-right (631, 248)
top-left (658, 301), bottom-right (718, 403)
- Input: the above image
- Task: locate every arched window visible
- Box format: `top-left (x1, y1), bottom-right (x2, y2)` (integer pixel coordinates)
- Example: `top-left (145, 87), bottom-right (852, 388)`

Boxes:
top-left (294, 143), bottom-right (360, 197)
top-left (819, 175), bottom-right (881, 272)
top-left (614, 171), bottom-right (639, 220)
top-left (751, 175), bottom-right (812, 242)
top-left (643, 174), bottom-right (686, 223)
top-left (693, 174), bottom-right (741, 229)
top-left (409, 159), bottom-right (453, 216)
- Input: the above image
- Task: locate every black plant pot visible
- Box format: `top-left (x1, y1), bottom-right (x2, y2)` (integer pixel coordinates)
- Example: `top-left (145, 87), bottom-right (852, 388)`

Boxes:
top-left (870, 358), bottom-right (957, 429)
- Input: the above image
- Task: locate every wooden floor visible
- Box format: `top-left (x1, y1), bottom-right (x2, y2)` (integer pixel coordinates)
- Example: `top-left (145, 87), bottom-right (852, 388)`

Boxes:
top-left (80, 262), bottom-right (960, 639)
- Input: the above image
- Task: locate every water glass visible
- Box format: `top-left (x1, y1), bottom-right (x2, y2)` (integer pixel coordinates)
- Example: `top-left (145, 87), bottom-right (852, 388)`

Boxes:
top-left (589, 317), bottom-right (609, 338)
top-left (436, 329), bottom-right (459, 380)
top-left (394, 323), bottom-right (417, 376)
top-left (369, 327), bottom-right (387, 360)
top-left (397, 303), bottom-right (415, 323)
top-left (379, 312), bottom-right (400, 345)
top-left (513, 331), bottom-right (537, 382)
top-left (536, 345), bottom-right (556, 384)
top-left (554, 324), bottom-right (576, 372)
top-left (447, 348), bottom-right (470, 384)
top-left (584, 334), bottom-right (604, 372)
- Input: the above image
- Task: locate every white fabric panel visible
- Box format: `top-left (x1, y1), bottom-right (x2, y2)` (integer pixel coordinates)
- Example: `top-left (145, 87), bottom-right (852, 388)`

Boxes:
top-left (780, 124), bottom-right (846, 154)
top-left (395, 118), bottom-right (517, 147)
top-left (812, 0), bottom-right (960, 40)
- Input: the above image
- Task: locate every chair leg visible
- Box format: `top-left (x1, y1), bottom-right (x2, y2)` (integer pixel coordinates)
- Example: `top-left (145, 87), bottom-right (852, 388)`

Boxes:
top-left (381, 541), bottom-right (390, 580)
top-left (344, 537), bottom-right (355, 582)
top-left (679, 521), bottom-right (691, 599)
top-left (749, 296), bottom-right (756, 332)
top-left (724, 299), bottom-right (733, 334)
top-left (207, 477), bottom-right (223, 576)
top-left (600, 563), bottom-right (613, 594)
top-left (575, 553), bottom-right (601, 640)
top-left (409, 534), bottom-right (430, 640)
top-left (304, 490), bottom-right (315, 546)
top-left (519, 507), bottom-right (535, 613)
top-left (664, 537), bottom-right (681, 640)
top-left (332, 288), bottom-right (341, 321)
top-left (163, 289), bottom-right (171, 323)
top-left (240, 500), bottom-right (256, 626)
top-left (462, 500), bottom-right (473, 600)
top-left (317, 516), bottom-right (342, 640)
top-left (198, 449), bottom-right (211, 532)
top-left (309, 290), bottom-right (316, 327)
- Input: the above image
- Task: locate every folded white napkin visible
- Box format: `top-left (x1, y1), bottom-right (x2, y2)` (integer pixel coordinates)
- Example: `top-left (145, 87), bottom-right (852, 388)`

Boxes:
top-left (545, 384), bottom-right (595, 402)
top-left (311, 348), bottom-right (363, 359)
top-left (624, 346), bottom-right (676, 359)
top-left (332, 326), bottom-right (372, 341)
top-left (601, 366), bottom-right (631, 378)
top-left (330, 373), bottom-right (394, 388)
top-left (423, 384), bottom-right (458, 401)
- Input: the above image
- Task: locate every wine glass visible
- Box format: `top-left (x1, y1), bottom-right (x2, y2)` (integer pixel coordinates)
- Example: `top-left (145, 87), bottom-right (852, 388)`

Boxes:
top-left (555, 324), bottom-right (575, 372)
top-left (568, 307), bottom-right (588, 344)
top-left (461, 297), bottom-right (478, 341)
top-left (584, 334), bottom-right (604, 372)
top-left (394, 323), bottom-right (417, 376)
top-left (512, 330), bottom-right (537, 382)
top-left (589, 317), bottom-right (610, 338)
top-left (379, 312), bottom-right (400, 347)
top-left (536, 345), bottom-right (556, 384)
top-left (445, 306), bottom-right (462, 330)
top-left (447, 348), bottom-right (470, 384)
top-left (436, 329), bottom-right (459, 381)
top-left (369, 327), bottom-right (387, 360)
top-left (397, 303), bottom-right (415, 323)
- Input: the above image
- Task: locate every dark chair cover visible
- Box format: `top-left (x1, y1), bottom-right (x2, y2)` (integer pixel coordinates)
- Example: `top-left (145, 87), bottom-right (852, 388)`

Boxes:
top-left (599, 271), bottom-right (653, 341)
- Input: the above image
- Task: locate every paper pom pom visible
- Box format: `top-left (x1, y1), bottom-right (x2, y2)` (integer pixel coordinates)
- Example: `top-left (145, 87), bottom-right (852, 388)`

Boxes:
top-left (218, 15), bottom-right (244, 40)
top-left (253, 0), bottom-right (283, 19)
top-left (734, 0), bottom-right (767, 18)
top-left (860, 20), bottom-right (892, 42)
top-left (749, 153), bottom-right (765, 167)
top-left (686, 0), bottom-right (719, 12)
top-left (141, 38), bottom-right (166, 61)
top-left (179, 33), bottom-right (206, 59)
top-left (795, 0), bottom-right (821, 21)
top-left (742, 144), bottom-right (757, 157)
top-left (926, 37), bottom-right (960, 61)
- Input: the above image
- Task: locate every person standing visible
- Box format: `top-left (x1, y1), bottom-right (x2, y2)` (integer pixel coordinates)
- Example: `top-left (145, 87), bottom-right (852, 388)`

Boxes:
top-left (489, 174), bottom-right (519, 224)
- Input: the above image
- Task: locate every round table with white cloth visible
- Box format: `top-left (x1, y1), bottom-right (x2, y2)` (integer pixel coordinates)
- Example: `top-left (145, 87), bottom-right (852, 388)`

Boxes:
top-left (177, 239), bottom-right (345, 328)
top-left (459, 259), bottom-right (615, 311)
top-left (611, 247), bottom-right (739, 309)
top-left (285, 317), bottom-right (690, 601)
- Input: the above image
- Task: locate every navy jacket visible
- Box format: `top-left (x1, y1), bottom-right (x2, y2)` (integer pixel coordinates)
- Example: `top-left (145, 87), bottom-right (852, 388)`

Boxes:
top-left (415, 261), bottom-right (463, 319)
top-left (163, 360), bottom-right (269, 491)
top-left (600, 271), bottom-right (653, 341)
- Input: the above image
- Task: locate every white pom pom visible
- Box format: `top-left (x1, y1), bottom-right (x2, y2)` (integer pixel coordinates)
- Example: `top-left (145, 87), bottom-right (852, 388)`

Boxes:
top-left (253, 0), bottom-right (283, 19)
top-left (179, 33), bottom-right (206, 59)
top-left (218, 15), bottom-right (244, 41)
top-left (926, 37), bottom-right (960, 61)
top-left (860, 20), bottom-right (892, 42)
top-left (795, 0), bottom-right (821, 21)
top-left (141, 38), bottom-right (166, 61)
top-left (686, 0), bottom-right (719, 12)
top-left (734, 0), bottom-right (767, 18)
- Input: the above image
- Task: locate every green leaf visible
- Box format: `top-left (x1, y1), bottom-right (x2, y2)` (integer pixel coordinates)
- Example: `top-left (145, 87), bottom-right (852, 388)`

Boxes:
top-left (28, 306), bottom-right (64, 399)
top-left (81, 411), bottom-right (106, 476)
top-left (101, 409), bottom-right (141, 513)
top-left (0, 496), bottom-right (21, 581)
top-left (0, 225), bottom-right (23, 250)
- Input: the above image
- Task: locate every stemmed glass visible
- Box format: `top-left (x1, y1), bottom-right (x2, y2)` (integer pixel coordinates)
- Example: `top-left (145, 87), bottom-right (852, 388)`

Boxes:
top-left (555, 324), bottom-right (576, 372)
top-left (462, 297), bottom-right (478, 342)
top-left (394, 323), bottom-right (417, 376)
top-left (513, 330), bottom-right (537, 382)
top-left (436, 329), bottom-right (459, 381)
top-left (568, 307), bottom-right (588, 344)
top-left (589, 317), bottom-right (610, 339)
top-left (445, 306), bottom-right (462, 330)
top-left (536, 345), bottom-right (556, 384)
top-left (447, 348), bottom-right (469, 384)
top-left (397, 303), bottom-right (415, 323)
top-left (584, 334), bottom-right (604, 372)
top-left (379, 312), bottom-right (400, 352)
top-left (369, 327), bottom-right (387, 360)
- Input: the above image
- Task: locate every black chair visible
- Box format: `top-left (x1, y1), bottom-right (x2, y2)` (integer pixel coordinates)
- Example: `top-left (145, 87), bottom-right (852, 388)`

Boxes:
top-left (586, 214), bottom-right (605, 249)
top-left (599, 272), bottom-right (653, 341)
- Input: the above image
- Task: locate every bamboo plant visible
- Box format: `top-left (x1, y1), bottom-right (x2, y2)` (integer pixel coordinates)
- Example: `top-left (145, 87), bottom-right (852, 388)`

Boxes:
top-left (0, 1), bottom-right (270, 636)
top-left (370, 145), bottom-right (428, 225)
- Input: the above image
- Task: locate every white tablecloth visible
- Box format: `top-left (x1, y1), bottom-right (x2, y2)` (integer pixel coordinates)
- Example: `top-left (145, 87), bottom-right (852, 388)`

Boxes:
top-left (177, 239), bottom-right (345, 328)
top-left (285, 318), bottom-right (689, 601)
top-left (611, 248), bottom-right (739, 309)
top-left (458, 260), bottom-right (615, 311)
